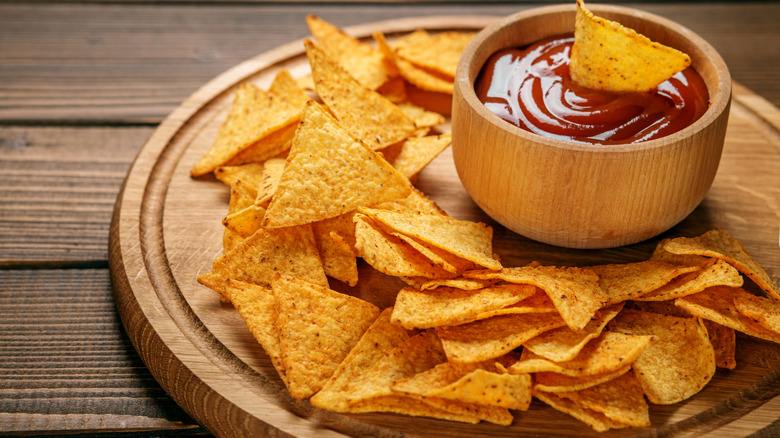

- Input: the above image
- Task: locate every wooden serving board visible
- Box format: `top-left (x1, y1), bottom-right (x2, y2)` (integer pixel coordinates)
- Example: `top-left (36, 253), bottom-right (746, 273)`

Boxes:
top-left (109, 16), bottom-right (780, 437)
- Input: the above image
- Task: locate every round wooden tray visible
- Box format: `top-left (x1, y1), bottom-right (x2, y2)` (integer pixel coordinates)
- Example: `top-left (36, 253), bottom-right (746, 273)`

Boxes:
top-left (109, 15), bottom-right (780, 437)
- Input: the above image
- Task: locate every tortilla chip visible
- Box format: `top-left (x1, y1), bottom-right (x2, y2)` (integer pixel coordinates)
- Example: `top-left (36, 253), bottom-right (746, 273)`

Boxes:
top-left (523, 303), bottom-right (624, 362)
top-left (734, 292), bottom-right (780, 334)
top-left (636, 258), bottom-right (744, 301)
top-left (394, 359), bottom-right (532, 410)
top-left (214, 162), bottom-right (266, 188)
top-left (393, 29), bottom-right (475, 80)
top-left (305, 38), bottom-right (416, 150)
top-left (436, 312), bottom-right (567, 363)
top-left (663, 228), bottom-right (779, 300)
top-left (509, 331), bottom-right (655, 377)
top-left (375, 185), bottom-right (447, 216)
top-left (374, 30), bottom-right (455, 94)
top-left (676, 286), bottom-right (780, 343)
top-left (570, 0), bottom-right (691, 92)
top-left (391, 283), bottom-right (537, 329)
top-left (223, 279), bottom-right (287, 386)
top-left (401, 276), bottom-right (498, 291)
top-left (222, 121), bottom-right (295, 167)
top-left (191, 71), bottom-right (307, 176)
top-left (223, 179), bottom-right (259, 251)
top-left (533, 389), bottom-right (629, 432)
top-left (703, 319), bottom-right (737, 369)
top-left (465, 266), bottom-right (607, 331)
top-left (388, 133), bottom-right (451, 179)
top-left (607, 308), bottom-right (715, 404)
top-left (590, 260), bottom-right (700, 304)
top-left (534, 365), bottom-right (632, 393)
top-left (313, 214), bottom-right (358, 286)
top-left (396, 102), bottom-right (446, 130)
top-left (306, 14), bottom-right (392, 90)
top-left (262, 101), bottom-right (411, 228)
top-left (310, 307), bottom-right (412, 412)
top-left (254, 157), bottom-right (286, 207)
top-left (353, 213), bottom-right (454, 279)
top-left (196, 223), bottom-right (328, 300)
top-left (359, 208), bottom-right (501, 271)
top-left (222, 204), bottom-right (266, 239)
top-left (272, 275), bottom-right (380, 399)
top-left (556, 372), bottom-right (650, 427)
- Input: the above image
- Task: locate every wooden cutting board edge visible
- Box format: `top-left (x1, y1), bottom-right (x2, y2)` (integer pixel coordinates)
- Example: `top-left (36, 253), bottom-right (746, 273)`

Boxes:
top-left (108, 15), bottom-right (780, 438)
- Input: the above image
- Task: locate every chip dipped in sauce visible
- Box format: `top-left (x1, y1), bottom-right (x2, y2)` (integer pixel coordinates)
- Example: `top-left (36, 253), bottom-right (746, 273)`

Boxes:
top-left (474, 35), bottom-right (709, 144)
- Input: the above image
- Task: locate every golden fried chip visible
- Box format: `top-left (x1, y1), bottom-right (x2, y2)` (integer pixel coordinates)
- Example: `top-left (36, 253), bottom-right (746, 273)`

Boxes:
top-left (391, 283), bottom-right (537, 329)
top-left (534, 365), bottom-right (632, 393)
top-left (393, 29), bottom-right (475, 80)
top-left (557, 372), bottom-right (650, 428)
top-left (523, 303), bottom-right (624, 362)
top-left (223, 179), bottom-right (259, 251)
top-left (396, 102), bottom-right (446, 130)
top-left (663, 228), bottom-right (779, 300)
top-left (196, 223), bottom-right (327, 300)
top-left (388, 133), bottom-right (451, 179)
top-left (509, 331), bottom-right (655, 377)
top-left (214, 162), bottom-right (265, 188)
top-left (313, 214), bottom-right (358, 287)
top-left (222, 121), bottom-right (295, 167)
top-left (222, 204), bottom-right (265, 239)
top-left (353, 213), bottom-right (454, 279)
top-left (262, 101), bottom-right (411, 228)
top-left (465, 266), bottom-right (607, 331)
top-left (401, 276), bottom-right (497, 291)
top-left (360, 208), bottom-right (501, 271)
top-left (374, 30), bottom-right (455, 94)
top-left (223, 279), bottom-right (287, 386)
top-left (636, 259), bottom-right (743, 301)
top-left (306, 14), bottom-right (392, 90)
top-left (253, 157), bottom-right (286, 207)
top-left (383, 229), bottom-right (478, 275)
top-left (394, 360), bottom-right (532, 410)
top-left (305, 39), bottom-right (416, 150)
top-left (703, 319), bottom-right (737, 369)
top-left (533, 389), bottom-right (629, 432)
top-left (310, 307), bottom-right (412, 412)
top-left (272, 275), bottom-right (380, 399)
top-left (734, 292), bottom-right (780, 334)
top-left (436, 312), bottom-right (567, 363)
top-left (590, 260), bottom-right (700, 304)
top-left (375, 185), bottom-right (447, 216)
top-left (570, 0), bottom-right (691, 92)
top-left (191, 71), bottom-right (307, 176)
top-left (676, 286), bottom-right (780, 343)
top-left (607, 308), bottom-right (715, 404)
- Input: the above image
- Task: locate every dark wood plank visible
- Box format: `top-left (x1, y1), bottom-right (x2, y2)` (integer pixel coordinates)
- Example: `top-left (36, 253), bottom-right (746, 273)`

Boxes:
top-left (0, 2), bottom-right (778, 123)
top-left (0, 126), bottom-right (152, 266)
top-left (0, 268), bottom-right (206, 435)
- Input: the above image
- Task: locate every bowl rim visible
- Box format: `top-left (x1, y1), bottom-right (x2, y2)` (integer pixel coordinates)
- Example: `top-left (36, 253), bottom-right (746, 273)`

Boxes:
top-left (454, 3), bottom-right (732, 154)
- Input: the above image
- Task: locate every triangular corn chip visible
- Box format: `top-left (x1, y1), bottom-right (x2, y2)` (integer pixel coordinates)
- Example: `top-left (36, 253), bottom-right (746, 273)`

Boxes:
top-left (570, 0), bottom-right (691, 92)
top-left (662, 228), bottom-right (779, 300)
top-left (607, 308), bottom-right (715, 404)
top-left (305, 38), bottom-right (416, 150)
top-left (306, 14), bottom-right (392, 90)
top-left (262, 101), bottom-right (411, 228)
top-left (273, 275), bottom-right (380, 399)
top-left (556, 372), bottom-right (650, 428)
top-left (223, 279), bottom-right (287, 386)
top-left (191, 71), bottom-right (307, 176)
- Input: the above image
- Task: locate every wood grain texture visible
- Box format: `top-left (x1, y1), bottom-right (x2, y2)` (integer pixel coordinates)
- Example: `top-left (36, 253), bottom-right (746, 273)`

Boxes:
top-left (0, 2), bottom-right (778, 124)
top-left (0, 126), bottom-right (153, 265)
top-left (109, 15), bottom-right (780, 438)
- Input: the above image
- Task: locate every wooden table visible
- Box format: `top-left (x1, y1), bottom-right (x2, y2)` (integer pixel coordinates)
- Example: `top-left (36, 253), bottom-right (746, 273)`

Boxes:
top-left (2, 1), bottom-right (779, 436)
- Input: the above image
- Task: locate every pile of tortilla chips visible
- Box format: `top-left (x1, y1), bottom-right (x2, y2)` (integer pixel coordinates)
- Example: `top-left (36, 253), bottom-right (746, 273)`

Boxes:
top-left (191, 13), bottom-right (780, 434)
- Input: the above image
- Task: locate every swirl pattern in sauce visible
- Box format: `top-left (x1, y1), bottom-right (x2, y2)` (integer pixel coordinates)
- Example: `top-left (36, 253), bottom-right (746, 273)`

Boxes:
top-left (475, 36), bottom-right (710, 144)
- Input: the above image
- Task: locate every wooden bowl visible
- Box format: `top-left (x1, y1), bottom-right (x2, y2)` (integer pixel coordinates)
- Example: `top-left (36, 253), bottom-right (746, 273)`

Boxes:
top-left (451, 4), bottom-right (731, 249)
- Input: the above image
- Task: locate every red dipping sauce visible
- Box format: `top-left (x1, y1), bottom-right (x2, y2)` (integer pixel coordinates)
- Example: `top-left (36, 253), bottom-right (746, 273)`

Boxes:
top-left (475, 35), bottom-right (710, 144)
